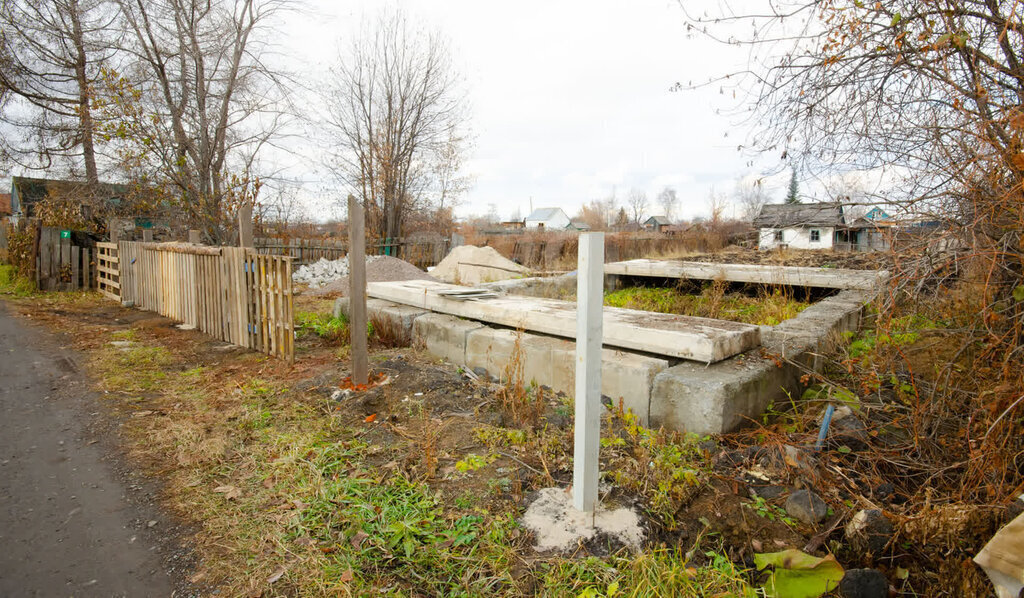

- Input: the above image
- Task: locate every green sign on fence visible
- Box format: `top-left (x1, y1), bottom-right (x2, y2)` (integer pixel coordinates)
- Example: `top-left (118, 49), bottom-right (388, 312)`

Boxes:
top-left (60, 230), bottom-right (70, 239)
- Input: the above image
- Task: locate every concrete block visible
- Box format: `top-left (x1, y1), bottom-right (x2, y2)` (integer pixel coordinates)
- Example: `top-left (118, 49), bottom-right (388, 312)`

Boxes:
top-left (412, 313), bottom-right (484, 365)
top-left (466, 327), bottom-right (521, 381)
top-left (650, 341), bottom-right (814, 435)
top-left (549, 343), bottom-right (669, 425)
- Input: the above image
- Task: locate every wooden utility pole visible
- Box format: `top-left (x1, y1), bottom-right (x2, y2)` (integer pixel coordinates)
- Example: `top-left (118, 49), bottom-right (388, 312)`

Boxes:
top-left (573, 232), bottom-right (604, 513)
top-left (238, 203), bottom-right (254, 248)
top-left (348, 195), bottom-right (368, 385)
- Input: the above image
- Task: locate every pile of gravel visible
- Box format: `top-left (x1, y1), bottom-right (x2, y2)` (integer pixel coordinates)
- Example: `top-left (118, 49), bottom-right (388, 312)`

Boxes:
top-left (294, 257), bottom-right (356, 288)
top-left (309, 255), bottom-right (437, 296)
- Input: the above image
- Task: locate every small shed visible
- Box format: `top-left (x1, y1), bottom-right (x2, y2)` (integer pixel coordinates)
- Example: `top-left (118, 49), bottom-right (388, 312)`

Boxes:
top-left (524, 207), bottom-right (571, 230)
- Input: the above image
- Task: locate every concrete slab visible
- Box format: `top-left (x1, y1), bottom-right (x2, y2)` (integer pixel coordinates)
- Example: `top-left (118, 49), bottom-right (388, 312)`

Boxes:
top-left (462, 327), bottom-right (667, 422)
top-left (412, 313), bottom-right (484, 365)
top-left (368, 280), bottom-right (760, 363)
top-left (605, 259), bottom-right (889, 290)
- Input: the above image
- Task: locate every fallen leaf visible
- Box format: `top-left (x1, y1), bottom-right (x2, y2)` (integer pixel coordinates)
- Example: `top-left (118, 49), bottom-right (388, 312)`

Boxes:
top-left (291, 499), bottom-right (308, 510)
top-left (294, 536), bottom-right (314, 547)
top-left (213, 485), bottom-right (241, 500)
top-left (262, 477), bottom-right (274, 489)
top-left (364, 413), bottom-right (377, 423)
top-left (350, 530), bottom-right (369, 549)
top-left (339, 569), bottom-right (354, 583)
top-left (267, 566), bottom-right (287, 584)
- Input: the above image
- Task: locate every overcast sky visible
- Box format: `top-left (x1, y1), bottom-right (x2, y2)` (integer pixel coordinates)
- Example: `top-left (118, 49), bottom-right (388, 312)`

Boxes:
top-left (282, 0), bottom-right (797, 222)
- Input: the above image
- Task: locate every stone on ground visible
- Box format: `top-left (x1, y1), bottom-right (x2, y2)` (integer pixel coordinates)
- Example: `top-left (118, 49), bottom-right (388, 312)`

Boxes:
top-left (838, 568), bottom-right (888, 598)
top-left (784, 489), bottom-right (828, 525)
top-left (432, 245), bottom-right (529, 285)
top-left (520, 487), bottom-right (643, 552)
top-left (844, 509), bottom-right (893, 555)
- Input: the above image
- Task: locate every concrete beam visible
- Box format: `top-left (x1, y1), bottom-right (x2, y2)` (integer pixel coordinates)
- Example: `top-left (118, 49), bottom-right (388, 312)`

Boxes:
top-left (605, 259), bottom-right (889, 290)
top-left (412, 313), bottom-right (484, 365)
top-left (368, 280), bottom-right (759, 363)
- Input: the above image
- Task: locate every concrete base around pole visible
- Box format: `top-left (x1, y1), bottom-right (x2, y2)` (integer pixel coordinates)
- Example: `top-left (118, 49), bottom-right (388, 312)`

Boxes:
top-left (520, 487), bottom-right (644, 553)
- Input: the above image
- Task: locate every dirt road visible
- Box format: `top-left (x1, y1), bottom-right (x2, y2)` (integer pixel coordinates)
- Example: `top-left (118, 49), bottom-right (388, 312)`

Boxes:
top-left (0, 302), bottom-right (186, 597)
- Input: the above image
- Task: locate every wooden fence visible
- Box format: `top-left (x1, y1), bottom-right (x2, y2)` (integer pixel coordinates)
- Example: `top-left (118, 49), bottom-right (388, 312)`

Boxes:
top-left (101, 242), bottom-right (295, 362)
top-left (255, 236), bottom-right (452, 269)
top-left (36, 226), bottom-right (95, 291)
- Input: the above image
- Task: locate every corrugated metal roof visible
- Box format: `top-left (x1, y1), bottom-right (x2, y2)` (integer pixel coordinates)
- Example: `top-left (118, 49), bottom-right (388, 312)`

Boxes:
top-left (753, 203), bottom-right (845, 228)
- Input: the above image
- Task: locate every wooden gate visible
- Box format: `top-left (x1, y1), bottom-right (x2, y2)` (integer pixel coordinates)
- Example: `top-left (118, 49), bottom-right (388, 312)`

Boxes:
top-left (36, 226), bottom-right (95, 291)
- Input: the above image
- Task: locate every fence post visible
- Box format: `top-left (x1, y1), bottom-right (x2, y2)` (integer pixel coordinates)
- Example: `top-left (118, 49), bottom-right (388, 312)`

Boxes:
top-left (142, 229), bottom-right (153, 242)
top-left (188, 229), bottom-right (201, 244)
top-left (573, 232), bottom-right (604, 514)
top-left (238, 203), bottom-right (254, 248)
top-left (348, 195), bottom-right (368, 386)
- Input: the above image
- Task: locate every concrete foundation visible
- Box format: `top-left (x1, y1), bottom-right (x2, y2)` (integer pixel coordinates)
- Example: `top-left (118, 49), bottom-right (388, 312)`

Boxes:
top-left (339, 263), bottom-right (880, 434)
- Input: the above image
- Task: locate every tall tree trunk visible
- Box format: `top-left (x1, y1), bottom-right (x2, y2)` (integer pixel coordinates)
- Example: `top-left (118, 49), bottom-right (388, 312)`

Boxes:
top-left (68, 0), bottom-right (97, 185)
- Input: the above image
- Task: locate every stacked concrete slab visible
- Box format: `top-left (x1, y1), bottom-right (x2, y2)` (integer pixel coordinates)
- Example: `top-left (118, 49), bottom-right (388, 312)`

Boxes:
top-left (335, 265), bottom-right (882, 435)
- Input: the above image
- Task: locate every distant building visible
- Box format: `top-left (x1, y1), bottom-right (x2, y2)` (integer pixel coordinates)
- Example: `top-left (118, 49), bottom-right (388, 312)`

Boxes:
top-left (643, 215), bottom-right (672, 233)
top-left (524, 207), bottom-right (571, 230)
top-left (567, 220), bottom-right (591, 231)
top-left (754, 202), bottom-right (891, 251)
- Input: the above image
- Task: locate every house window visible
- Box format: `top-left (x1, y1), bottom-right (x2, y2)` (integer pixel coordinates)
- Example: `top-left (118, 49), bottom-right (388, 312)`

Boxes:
top-left (773, 230), bottom-right (784, 242)
top-left (810, 229), bottom-right (820, 242)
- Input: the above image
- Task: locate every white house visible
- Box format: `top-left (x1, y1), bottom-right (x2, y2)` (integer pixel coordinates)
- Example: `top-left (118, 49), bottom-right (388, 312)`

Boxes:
top-left (524, 207), bottom-right (571, 230)
top-left (754, 203), bottom-right (845, 250)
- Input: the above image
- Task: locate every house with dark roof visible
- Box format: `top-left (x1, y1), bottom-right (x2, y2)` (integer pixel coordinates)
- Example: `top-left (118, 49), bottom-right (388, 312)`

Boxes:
top-left (753, 202), bottom-right (891, 251)
top-left (753, 203), bottom-right (847, 250)
top-left (643, 215), bottom-right (672, 233)
top-left (10, 176), bottom-right (132, 217)
top-left (524, 207), bottom-right (570, 230)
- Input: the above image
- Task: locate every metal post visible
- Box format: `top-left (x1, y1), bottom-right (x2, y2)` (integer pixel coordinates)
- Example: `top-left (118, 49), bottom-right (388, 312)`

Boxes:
top-left (573, 232), bottom-right (604, 513)
top-left (348, 195), bottom-right (368, 386)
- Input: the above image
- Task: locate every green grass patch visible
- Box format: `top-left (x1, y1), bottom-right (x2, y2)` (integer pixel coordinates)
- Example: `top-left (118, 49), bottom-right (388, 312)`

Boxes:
top-left (296, 311), bottom-right (349, 342)
top-left (604, 284), bottom-right (809, 325)
top-left (0, 264), bottom-right (37, 297)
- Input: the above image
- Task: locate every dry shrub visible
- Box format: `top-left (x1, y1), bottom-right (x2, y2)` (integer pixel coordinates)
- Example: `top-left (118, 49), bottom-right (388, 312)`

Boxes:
top-left (498, 331), bottom-right (545, 428)
top-left (369, 313), bottom-right (410, 347)
top-left (4, 222), bottom-right (37, 280)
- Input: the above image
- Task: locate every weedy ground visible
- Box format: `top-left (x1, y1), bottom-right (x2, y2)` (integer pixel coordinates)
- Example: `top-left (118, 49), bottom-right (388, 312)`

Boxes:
top-left (3, 262), bottom-right (1008, 597)
top-left (604, 281), bottom-right (810, 325)
top-left (1, 280), bottom-right (773, 597)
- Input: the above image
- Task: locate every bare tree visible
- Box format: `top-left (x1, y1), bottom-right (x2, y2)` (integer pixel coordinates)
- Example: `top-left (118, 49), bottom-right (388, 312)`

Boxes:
top-left (732, 177), bottom-right (770, 222)
top-left (657, 186), bottom-right (678, 222)
top-left (627, 188), bottom-right (648, 225)
top-left (104, 0), bottom-right (289, 241)
top-left (0, 0), bottom-right (114, 184)
top-left (576, 200), bottom-right (608, 231)
top-left (706, 188), bottom-right (728, 228)
top-left (324, 10), bottom-right (468, 242)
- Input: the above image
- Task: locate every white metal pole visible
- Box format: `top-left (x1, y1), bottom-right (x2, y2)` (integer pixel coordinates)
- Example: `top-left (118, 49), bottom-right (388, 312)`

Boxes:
top-left (573, 232), bottom-right (604, 513)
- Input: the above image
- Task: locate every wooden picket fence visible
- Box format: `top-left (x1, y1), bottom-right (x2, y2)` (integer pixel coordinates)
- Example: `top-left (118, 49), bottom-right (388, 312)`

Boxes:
top-left (98, 241), bottom-right (294, 362)
top-left (254, 236), bottom-right (452, 269)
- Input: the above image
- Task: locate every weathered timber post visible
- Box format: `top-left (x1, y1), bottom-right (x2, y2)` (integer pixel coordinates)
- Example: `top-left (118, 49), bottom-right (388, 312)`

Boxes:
top-left (142, 229), bottom-right (153, 242)
top-left (188, 230), bottom-right (201, 244)
top-left (573, 232), bottom-right (604, 513)
top-left (238, 203), bottom-right (254, 248)
top-left (348, 195), bottom-right (368, 386)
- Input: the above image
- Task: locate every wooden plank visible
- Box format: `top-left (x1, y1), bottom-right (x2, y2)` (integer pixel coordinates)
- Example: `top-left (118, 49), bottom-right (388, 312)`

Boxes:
top-left (71, 246), bottom-right (80, 290)
top-left (368, 279), bottom-right (761, 363)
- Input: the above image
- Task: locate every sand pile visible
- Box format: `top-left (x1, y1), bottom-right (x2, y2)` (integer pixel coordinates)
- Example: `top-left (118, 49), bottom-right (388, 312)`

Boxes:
top-left (310, 255), bottom-right (436, 296)
top-left (432, 245), bottom-right (529, 286)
